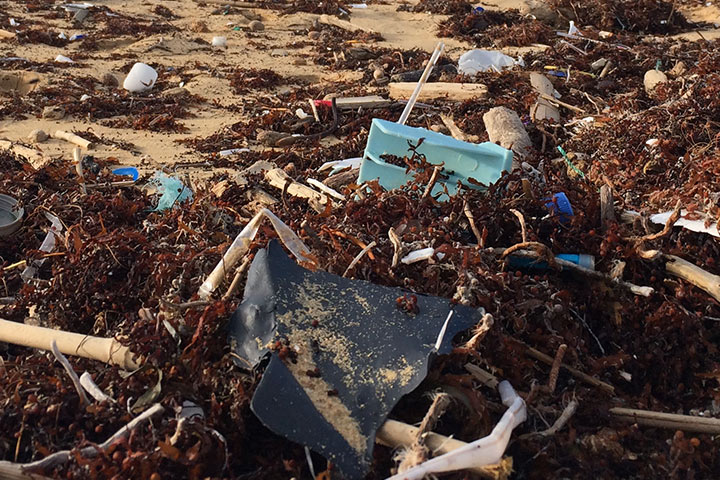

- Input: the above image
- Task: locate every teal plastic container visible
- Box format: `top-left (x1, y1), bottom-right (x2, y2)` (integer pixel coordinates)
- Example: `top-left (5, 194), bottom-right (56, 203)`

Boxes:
top-left (359, 119), bottom-right (513, 198)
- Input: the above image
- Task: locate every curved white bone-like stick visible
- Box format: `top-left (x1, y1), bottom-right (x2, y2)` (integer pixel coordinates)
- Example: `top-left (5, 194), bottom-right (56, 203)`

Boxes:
top-left (386, 380), bottom-right (527, 480)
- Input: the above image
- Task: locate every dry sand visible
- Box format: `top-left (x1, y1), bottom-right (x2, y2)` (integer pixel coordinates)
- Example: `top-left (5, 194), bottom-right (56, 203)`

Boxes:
top-left (0, 0), bottom-right (718, 173)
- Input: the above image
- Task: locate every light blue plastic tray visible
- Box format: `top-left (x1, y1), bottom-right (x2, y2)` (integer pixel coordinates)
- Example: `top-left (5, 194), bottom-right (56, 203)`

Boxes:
top-left (359, 119), bottom-right (513, 198)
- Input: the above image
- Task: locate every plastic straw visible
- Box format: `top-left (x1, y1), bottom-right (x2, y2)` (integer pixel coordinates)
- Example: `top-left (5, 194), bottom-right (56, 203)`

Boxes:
top-left (397, 42), bottom-right (445, 125)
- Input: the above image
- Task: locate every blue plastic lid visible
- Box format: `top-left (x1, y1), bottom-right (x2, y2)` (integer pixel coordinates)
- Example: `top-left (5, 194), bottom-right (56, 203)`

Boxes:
top-left (545, 192), bottom-right (573, 222)
top-left (112, 167), bottom-right (139, 181)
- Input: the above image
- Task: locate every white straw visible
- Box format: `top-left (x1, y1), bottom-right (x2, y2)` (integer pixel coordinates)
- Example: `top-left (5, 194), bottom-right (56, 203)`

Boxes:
top-left (397, 42), bottom-right (445, 125)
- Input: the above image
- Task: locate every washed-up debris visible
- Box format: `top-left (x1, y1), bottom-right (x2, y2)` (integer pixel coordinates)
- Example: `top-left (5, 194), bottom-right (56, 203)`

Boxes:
top-left (229, 241), bottom-right (482, 478)
top-left (2, 0), bottom-right (720, 479)
top-left (359, 118), bottom-right (512, 197)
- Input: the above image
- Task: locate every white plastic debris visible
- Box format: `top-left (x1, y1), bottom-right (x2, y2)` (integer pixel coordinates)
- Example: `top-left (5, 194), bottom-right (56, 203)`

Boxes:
top-left (306, 178), bottom-right (346, 201)
top-left (198, 209), bottom-right (314, 298)
top-left (212, 36), bottom-right (227, 48)
top-left (9, 18), bottom-right (18, 26)
top-left (401, 247), bottom-right (436, 264)
top-left (54, 54), bottom-right (74, 63)
top-left (123, 62), bottom-right (158, 93)
top-left (386, 381), bottom-right (526, 480)
top-left (458, 49), bottom-right (518, 75)
top-left (80, 94), bottom-right (91, 101)
top-left (645, 138), bottom-right (659, 147)
top-left (650, 210), bottom-right (720, 238)
top-left (58, 32), bottom-right (68, 40)
top-left (21, 213), bottom-right (63, 282)
top-left (218, 148), bottom-right (250, 156)
top-left (318, 157), bottom-right (362, 175)
top-left (295, 108), bottom-right (310, 119)
top-left (568, 20), bottom-right (582, 36)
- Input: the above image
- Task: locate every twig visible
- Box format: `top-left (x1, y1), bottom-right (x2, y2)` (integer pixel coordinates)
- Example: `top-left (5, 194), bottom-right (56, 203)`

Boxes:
top-left (538, 400), bottom-right (578, 436)
top-left (343, 241), bottom-right (377, 277)
top-left (388, 227), bottom-right (402, 268)
top-left (439, 114), bottom-right (468, 141)
top-left (79, 372), bottom-right (114, 403)
top-left (465, 363), bottom-right (500, 389)
top-left (518, 341), bottom-right (615, 394)
top-left (547, 344), bottom-right (567, 393)
top-left (50, 340), bottom-right (90, 406)
top-left (397, 393), bottom-right (453, 472)
top-left (464, 202), bottom-right (483, 247)
top-left (509, 209), bottom-right (527, 243)
top-left (423, 166), bottom-right (442, 199)
top-left (599, 184), bottom-right (615, 232)
top-left (610, 407), bottom-right (720, 434)
top-left (222, 257), bottom-right (252, 301)
top-left (639, 200), bottom-right (681, 242)
top-left (539, 93), bottom-right (586, 113)
top-left (21, 404), bottom-right (164, 472)
top-left (501, 242), bottom-right (556, 268)
top-left (462, 313), bottom-right (494, 350)
top-left (159, 299), bottom-right (210, 311)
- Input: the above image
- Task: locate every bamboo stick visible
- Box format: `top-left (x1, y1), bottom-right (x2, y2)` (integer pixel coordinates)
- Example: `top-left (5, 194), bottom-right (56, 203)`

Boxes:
top-left (0, 318), bottom-right (140, 370)
top-left (610, 407), bottom-right (720, 434)
top-left (52, 130), bottom-right (94, 149)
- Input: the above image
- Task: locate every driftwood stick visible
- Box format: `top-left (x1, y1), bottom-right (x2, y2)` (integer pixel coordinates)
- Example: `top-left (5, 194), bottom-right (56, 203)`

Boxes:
top-left (465, 363), bottom-right (500, 389)
top-left (222, 257), bottom-right (252, 301)
top-left (610, 407), bottom-right (720, 434)
top-left (539, 93), bottom-right (586, 113)
top-left (599, 184), bottom-right (615, 232)
top-left (0, 463), bottom-right (52, 480)
top-left (265, 168), bottom-right (332, 211)
top-left (52, 131), bottom-right (93, 150)
top-left (20, 404), bottom-right (164, 472)
top-left (665, 255), bottom-right (720, 303)
top-left (547, 344), bottom-right (567, 393)
top-left (521, 343), bottom-right (615, 394)
top-left (50, 340), bottom-right (90, 406)
top-left (439, 114), bottom-right (468, 141)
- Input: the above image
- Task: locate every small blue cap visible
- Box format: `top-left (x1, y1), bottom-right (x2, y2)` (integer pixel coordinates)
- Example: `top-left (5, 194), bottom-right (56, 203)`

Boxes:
top-left (474, 6), bottom-right (485, 13)
top-left (545, 192), bottom-right (574, 222)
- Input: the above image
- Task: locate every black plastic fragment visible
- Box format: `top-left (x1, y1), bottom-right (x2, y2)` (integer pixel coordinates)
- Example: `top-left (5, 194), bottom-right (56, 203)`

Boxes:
top-left (228, 241), bottom-right (481, 479)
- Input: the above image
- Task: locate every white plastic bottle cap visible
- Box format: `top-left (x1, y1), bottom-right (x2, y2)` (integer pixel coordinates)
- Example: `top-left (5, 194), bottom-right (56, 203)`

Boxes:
top-left (123, 62), bottom-right (158, 93)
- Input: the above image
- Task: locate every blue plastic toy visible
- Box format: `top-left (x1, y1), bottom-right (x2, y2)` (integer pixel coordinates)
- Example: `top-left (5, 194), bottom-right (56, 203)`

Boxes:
top-left (358, 119), bottom-right (513, 199)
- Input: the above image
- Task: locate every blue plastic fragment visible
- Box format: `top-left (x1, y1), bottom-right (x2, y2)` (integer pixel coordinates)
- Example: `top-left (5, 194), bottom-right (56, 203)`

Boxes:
top-left (544, 192), bottom-right (574, 223)
top-left (112, 167), bottom-right (139, 181)
top-left (358, 118), bottom-right (513, 200)
top-left (147, 172), bottom-right (193, 211)
top-left (474, 6), bottom-right (485, 13)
